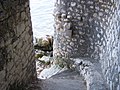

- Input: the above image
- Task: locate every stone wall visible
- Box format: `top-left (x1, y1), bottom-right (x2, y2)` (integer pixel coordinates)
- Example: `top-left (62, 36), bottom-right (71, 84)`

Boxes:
top-left (0, 0), bottom-right (36, 90)
top-left (100, 1), bottom-right (120, 89)
top-left (53, 0), bottom-right (120, 89)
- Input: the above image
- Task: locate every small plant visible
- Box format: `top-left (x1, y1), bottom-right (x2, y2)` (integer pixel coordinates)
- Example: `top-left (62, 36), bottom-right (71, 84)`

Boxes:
top-left (35, 53), bottom-right (43, 59)
top-left (54, 56), bottom-right (73, 69)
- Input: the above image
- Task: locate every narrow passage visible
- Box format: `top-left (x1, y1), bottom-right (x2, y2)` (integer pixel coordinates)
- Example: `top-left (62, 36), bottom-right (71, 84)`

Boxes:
top-left (27, 70), bottom-right (87, 90)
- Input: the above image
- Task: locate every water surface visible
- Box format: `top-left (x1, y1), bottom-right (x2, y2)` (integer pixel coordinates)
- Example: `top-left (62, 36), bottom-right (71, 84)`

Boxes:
top-left (30, 0), bottom-right (55, 38)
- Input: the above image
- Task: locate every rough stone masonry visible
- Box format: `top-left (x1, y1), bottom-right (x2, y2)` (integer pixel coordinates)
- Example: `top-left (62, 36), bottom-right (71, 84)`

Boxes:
top-left (0, 0), bottom-right (36, 90)
top-left (53, 0), bottom-right (120, 90)
top-left (0, 0), bottom-right (120, 90)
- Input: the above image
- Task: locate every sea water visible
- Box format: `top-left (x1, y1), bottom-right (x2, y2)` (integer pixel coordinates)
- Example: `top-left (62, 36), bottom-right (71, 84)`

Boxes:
top-left (30, 0), bottom-right (55, 38)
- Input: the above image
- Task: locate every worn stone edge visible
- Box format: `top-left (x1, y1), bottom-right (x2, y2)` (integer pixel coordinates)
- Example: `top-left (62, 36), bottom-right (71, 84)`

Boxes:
top-left (73, 58), bottom-right (108, 90)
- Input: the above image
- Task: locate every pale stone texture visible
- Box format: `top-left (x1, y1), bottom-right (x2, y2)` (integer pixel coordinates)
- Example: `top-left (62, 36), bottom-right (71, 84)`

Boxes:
top-left (74, 58), bottom-right (108, 90)
top-left (53, 0), bottom-right (120, 90)
top-left (0, 0), bottom-right (36, 90)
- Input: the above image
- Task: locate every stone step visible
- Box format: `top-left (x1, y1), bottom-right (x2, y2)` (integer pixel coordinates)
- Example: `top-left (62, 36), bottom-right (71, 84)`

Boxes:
top-left (26, 70), bottom-right (87, 90)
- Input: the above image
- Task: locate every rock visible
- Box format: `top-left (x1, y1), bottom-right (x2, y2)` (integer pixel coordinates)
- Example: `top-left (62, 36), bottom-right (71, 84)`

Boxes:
top-left (38, 65), bottom-right (66, 79)
top-left (39, 56), bottom-right (51, 63)
top-left (34, 35), bottom-right (53, 52)
top-left (41, 38), bottom-right (49, 47)
top-left (35, 50), bottom-right (46, 59)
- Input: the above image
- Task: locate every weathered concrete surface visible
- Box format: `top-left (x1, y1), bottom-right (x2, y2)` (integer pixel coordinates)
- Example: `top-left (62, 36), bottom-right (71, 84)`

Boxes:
top-left (26, 70), bottom-right (87, 90)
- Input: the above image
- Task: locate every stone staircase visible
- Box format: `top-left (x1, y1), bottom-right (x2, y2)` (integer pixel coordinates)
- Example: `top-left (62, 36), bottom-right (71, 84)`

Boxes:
top-left (26, 70), bottom-right (87, 90)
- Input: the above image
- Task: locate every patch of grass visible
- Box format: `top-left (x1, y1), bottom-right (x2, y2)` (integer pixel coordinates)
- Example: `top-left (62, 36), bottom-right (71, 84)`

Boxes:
top-left (54, 57), bottom-right (73, 69)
